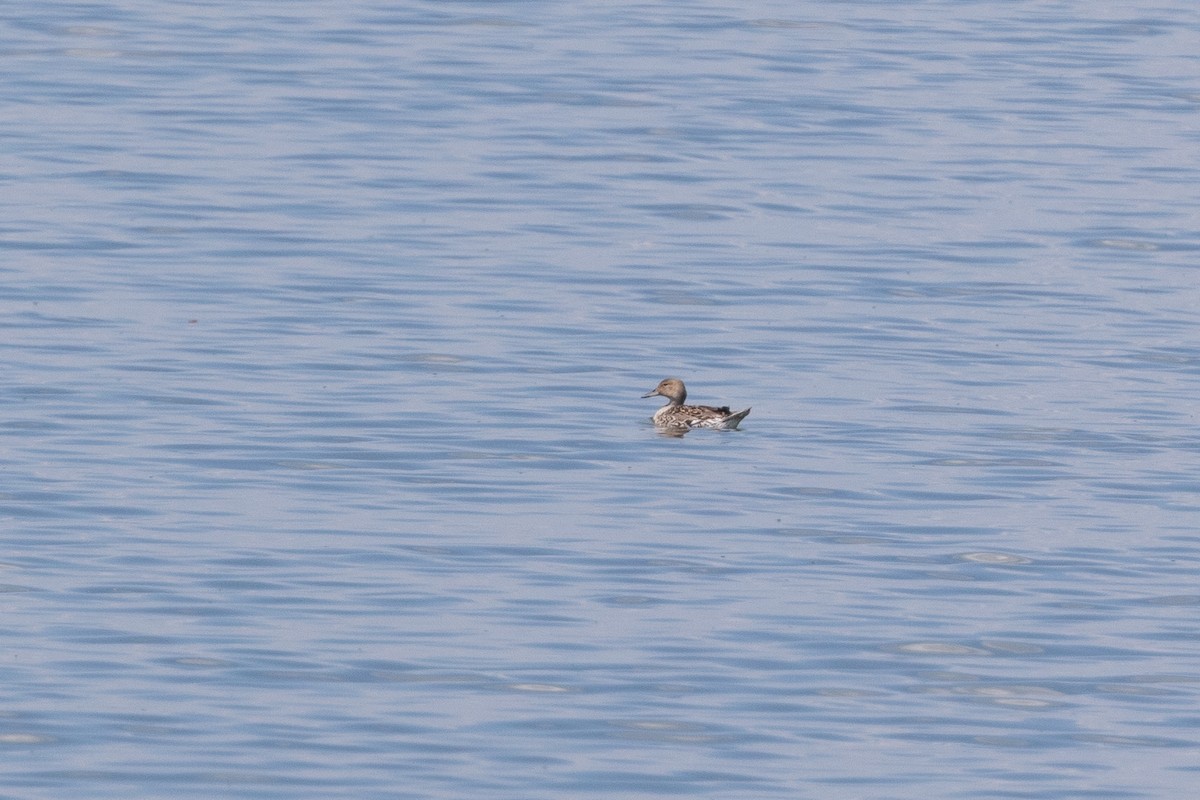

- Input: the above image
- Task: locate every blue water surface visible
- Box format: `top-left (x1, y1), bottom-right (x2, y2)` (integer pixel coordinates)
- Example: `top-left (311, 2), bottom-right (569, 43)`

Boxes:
top-left (2, 1), bottom-right (1199, 798)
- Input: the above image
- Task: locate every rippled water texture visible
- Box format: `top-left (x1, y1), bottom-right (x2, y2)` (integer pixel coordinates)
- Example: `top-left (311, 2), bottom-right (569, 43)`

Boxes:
top-left (3, 2), bottom-right (1199, 798)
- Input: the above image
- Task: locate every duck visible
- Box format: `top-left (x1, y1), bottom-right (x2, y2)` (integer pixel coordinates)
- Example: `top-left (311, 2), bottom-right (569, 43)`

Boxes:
top-left (641, 378), bottom-right (750, 430)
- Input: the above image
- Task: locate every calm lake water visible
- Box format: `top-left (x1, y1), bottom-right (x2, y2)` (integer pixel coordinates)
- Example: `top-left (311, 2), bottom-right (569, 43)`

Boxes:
top-left (3, 1), bottom-right (1200, 798)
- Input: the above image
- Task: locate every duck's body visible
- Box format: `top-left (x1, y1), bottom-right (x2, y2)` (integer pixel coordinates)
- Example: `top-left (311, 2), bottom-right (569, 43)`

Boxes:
top-left (641, 378), bottom-right (750, 430)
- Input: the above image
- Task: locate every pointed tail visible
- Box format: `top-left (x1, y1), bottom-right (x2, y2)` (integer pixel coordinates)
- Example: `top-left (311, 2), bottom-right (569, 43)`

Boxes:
top-left (723, 407), bottom-right (751, 428)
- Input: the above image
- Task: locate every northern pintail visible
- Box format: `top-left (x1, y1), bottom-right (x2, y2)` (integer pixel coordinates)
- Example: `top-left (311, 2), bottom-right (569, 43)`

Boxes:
top-left (641, 378), bottom-right (750, 430)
